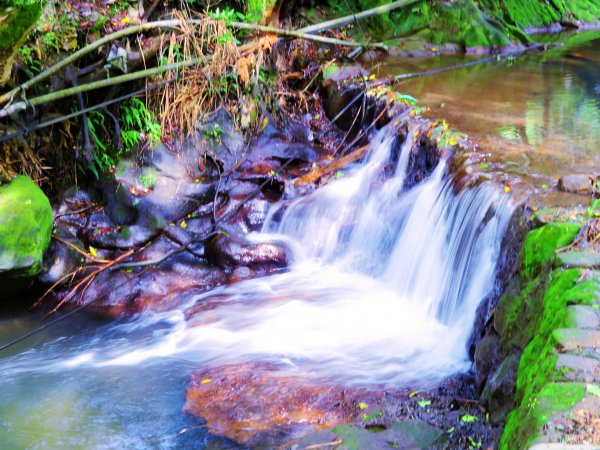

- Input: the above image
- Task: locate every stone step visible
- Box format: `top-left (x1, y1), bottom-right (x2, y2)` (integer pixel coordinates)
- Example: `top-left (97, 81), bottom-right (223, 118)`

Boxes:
top-left (556, 354), bottom-right (600, 383)
top-left (566, 305), bottom-right (600, 330)
top-left (554, 329), bottom-right (600, 352)
top-left (558, 251), bottom-right (600, 269)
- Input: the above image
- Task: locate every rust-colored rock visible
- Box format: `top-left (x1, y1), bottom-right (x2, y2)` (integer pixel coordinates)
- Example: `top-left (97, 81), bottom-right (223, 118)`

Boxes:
top-left (184, 363), bottom-right (370, 446)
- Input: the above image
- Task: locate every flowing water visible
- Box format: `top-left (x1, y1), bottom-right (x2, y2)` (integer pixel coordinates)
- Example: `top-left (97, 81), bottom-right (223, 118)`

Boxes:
top-left (2, 31), bottom-right (599, 449)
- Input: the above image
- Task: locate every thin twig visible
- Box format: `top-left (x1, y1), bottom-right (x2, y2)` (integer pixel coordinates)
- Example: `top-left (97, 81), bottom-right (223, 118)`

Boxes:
top-left (52, 235), bottom-right (111, 264)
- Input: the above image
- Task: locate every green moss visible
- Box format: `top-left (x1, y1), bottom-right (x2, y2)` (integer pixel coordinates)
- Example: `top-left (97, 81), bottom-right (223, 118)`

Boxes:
top-left (501, 382), bottom-right (586, 450)
top-left (522, 223), bottom-right (580, 279)
top-left (0, 3), bottom-right (42, 50)
top-left (246, 0), bottom-right (277, 24)
top-left (333, 0), bottom-right (600, 48)
top-left (0, 176), bottom-right (53, 279)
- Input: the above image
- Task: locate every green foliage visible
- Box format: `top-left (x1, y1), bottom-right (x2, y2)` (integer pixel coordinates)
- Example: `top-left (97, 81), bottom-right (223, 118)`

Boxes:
top-left (587, 198), bottom-right (600, 218)
top-left (207, 7), bottom-right (246, 25)
top-left (460, 414), bottom-right (478, 423)
top-left (0, 0), bottom-right (40, 6)
top-left (120, 98), bottom-right (161, 147)
top-left (83, 99), bottom-right (161, 178)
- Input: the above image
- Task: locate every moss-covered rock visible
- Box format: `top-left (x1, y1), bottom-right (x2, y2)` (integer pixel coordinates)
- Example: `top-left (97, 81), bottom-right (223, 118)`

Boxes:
top-left (0, 3), bottom-right (43, 87)
top-left (0, 176), bottom-right (53, 283)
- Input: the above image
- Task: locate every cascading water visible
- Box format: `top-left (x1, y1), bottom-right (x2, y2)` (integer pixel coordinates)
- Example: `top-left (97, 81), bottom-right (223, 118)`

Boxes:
top-left (0, 122), bottom-right (513, 447)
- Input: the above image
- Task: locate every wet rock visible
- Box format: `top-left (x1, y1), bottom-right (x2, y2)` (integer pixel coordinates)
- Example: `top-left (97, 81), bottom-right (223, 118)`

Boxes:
top-left (205, 234), bottom-right (288, 272)
top-left (0, 176), bottom-right (53, 290)
top-left (184, 363), bottom-right (361, 446)
top-left (558, 174), bottom-right (595, 195)
top-left (480, 349), bottom-right (521, 425)
top-left (474, 332), bottom-right (501, 392)
top-left (318, 421), bottom-right (445, 450)
top-left (75, 238), bottom-right (226, 317)
top-left (38, 227), bottom-right (85, 286)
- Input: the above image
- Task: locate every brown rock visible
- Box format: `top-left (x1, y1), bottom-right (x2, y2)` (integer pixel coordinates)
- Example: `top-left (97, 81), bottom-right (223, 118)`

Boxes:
top-left (183, 362), bottom-right (373, 446)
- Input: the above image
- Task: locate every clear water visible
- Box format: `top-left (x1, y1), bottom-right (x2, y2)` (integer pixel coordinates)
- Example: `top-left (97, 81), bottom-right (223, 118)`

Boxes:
top-left (374, 31), bottom-right (600, 193)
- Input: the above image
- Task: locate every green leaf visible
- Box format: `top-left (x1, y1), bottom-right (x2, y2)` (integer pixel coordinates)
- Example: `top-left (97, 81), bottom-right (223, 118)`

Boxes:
top-left (460, 414), bottom-right (479, 423)
top-left (479, 163), bottom-right (489, 169)
top-left (417, 400), bottom-right (431, 408)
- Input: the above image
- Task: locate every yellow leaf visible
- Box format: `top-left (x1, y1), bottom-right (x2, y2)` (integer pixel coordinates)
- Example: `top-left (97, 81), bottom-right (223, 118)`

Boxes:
top-left (201, 378), bottom-right (212, 384)
top-left (89, 246), bottom-right (97, 257)
top-left (180, 220), bottom-right (187, 229)
top-left (367, 73), bottom-right (376, 80)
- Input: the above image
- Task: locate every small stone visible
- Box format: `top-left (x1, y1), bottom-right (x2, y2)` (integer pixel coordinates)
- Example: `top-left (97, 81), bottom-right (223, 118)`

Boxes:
top-left (558, 174), bottom-right (594, 195)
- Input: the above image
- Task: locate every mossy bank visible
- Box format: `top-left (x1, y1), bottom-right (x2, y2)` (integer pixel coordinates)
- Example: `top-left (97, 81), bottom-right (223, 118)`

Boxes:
top-left (475, 218), bottom-right (600, 449)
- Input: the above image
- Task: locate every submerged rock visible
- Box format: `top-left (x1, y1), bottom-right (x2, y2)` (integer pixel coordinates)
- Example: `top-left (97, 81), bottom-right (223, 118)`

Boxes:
top-left (0, 176), bottom-right (53, 289)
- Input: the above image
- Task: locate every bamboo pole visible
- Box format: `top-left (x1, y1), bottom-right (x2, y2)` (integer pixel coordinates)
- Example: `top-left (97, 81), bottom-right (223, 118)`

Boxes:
top-left (297, 0), bottom-right (421, 34)
top-left (0, 58), bottom-right (201, 118)
top-left (229, 21), bottom-right (387, 49)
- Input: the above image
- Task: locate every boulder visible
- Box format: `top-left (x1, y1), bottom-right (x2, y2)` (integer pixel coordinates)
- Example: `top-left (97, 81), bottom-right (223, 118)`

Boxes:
top-left (474, 332), bottom-right (501, 392)
top-left (480, 350), bottom-right (521, 424)
top-left (0, 176), bottom-right (53, 289)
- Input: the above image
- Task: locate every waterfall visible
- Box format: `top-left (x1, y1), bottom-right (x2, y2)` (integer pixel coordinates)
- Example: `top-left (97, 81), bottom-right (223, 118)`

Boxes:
top-left (1, 123), bottom-right (513, 388)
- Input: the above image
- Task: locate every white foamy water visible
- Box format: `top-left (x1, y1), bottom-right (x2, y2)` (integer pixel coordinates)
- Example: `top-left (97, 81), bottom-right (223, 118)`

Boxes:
top-left (0, 124), bottom-right (513, 388)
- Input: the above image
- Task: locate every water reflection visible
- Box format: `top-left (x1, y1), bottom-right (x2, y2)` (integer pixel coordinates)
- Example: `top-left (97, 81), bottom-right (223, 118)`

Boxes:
top-left (374, 31), bottom-right (600, 182)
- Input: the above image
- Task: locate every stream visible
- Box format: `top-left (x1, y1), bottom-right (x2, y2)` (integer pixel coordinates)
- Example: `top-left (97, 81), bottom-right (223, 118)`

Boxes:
top-left (1, 31), bottom-right (600, 450)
